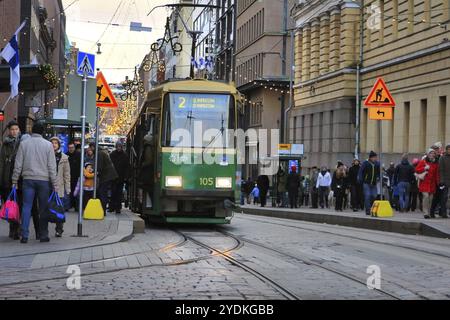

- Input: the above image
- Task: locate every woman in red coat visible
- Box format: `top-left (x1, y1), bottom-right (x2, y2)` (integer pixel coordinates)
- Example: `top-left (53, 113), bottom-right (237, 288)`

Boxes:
top-left (416, 149), bottom-right (440, 219)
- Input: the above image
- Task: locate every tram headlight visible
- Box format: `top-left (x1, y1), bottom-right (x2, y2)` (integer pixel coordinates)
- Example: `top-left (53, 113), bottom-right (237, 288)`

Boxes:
top-left (165, 176), bottom-right (183, 188)
top-left (216, 177), bottom-right (232, 189)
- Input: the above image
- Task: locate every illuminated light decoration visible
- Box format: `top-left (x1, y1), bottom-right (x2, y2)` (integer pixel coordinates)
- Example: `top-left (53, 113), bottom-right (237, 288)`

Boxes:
top-left (150, 17), bottom-right (182, 55)
top-left (120, 67), bottom-right (145, 102)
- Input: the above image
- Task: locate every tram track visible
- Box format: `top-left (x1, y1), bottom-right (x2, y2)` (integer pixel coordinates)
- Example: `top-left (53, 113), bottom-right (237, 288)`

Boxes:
top-left (174, 229), bottom-right (302, 301)
top-left (236, 214), bottom-right (450, 260)
top-left (0, 230), bottom-right (242, 290)
top-left (214, 228), bottom-right (411, 300)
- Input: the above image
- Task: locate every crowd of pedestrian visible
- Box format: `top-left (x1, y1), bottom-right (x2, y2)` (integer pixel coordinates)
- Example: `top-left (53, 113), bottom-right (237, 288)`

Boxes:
top-left (242, 143), bottom-right (450, 220)
top-left (0, 120), bottom-right (130, 244)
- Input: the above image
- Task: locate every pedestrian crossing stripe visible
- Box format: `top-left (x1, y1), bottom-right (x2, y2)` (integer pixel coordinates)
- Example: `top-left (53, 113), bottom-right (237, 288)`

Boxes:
top-left (96, 72), bottom-right (118, 108)
top-left (364, 78), bottom-right (396, 107)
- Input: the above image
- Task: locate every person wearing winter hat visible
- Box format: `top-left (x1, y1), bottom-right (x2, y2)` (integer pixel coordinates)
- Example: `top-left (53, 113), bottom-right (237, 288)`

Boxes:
top-left (358, 151), bottom-right (380, 215)
top-left (49, 137), bottom-right (71, 237)
top-left (416, 149), bottom-right (440, 219)
top-left (0, 121), bottom-right (22, 240)
top-left (435, 144), bottom-right (450, 218)
top-left (287, 166), bottom-right (300, 209)
top-left (409, 158), bottom-right (422, 212)
top-left (73, 163), bottom-right (95, 210)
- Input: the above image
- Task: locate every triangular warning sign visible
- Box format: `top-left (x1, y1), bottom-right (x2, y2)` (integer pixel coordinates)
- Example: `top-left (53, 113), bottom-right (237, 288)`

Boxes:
top-left (96, 72), bottom-right (118, 108)
top-left (364, 78), bottom-right (396, 107)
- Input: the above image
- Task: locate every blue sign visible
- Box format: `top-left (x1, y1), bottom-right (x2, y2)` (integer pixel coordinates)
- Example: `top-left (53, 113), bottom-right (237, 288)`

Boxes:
top-left (58, 133), bottom-right (69, 154)
top-left (288, 160), bottom-right (299, 174)
top-left (77, 51), bottom-right (95, 78)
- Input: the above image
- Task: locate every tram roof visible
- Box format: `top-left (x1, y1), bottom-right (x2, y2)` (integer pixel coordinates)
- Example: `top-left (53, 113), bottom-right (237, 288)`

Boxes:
top-left (158, 79), bottom-right (238, 94)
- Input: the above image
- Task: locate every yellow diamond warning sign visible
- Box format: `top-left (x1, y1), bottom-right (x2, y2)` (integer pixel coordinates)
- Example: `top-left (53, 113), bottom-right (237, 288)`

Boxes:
top-left (364, 78), bottom-right (396, 107)
top-left (96, 72), bottom-right (118, 108)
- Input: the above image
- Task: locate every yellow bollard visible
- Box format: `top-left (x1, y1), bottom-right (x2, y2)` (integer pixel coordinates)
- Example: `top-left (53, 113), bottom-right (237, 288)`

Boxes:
top-left (371, 200), bottom-right (394, 218)
top-left (83, 198), bottom-right (104, 220)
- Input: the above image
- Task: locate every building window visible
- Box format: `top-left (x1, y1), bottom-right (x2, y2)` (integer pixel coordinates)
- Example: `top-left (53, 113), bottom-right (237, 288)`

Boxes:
top-left (329, 111), bottom-right (334, 153)
top-left (439, 96), bottom-right (447, 146)
top-left (249, 102), bottom-right (262, 127)
top-left (404, 102), bottom-right (410, 153)
top-left (421, 99), bottom-right (427, 152)
top-left (392, 0), bottom-right (398, 39)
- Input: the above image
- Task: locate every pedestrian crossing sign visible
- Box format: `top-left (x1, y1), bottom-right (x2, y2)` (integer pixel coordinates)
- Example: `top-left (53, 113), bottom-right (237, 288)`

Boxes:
top-left (364, 78), bottom-right (396, 107)
top-left (96, 72), bottom-right (118, 108)
top-left (77, 51), bottom-right (95, 78)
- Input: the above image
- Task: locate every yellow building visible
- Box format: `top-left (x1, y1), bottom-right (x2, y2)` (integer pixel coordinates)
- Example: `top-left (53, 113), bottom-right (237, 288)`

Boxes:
top-left (291, 0), bottom-right (450, 170)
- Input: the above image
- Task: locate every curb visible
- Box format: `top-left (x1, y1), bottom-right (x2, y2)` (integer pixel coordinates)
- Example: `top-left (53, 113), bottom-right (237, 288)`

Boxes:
top-left (122, 210), bottom-right (146, 235)
top-left (238, 207), bottom-right (450, 239)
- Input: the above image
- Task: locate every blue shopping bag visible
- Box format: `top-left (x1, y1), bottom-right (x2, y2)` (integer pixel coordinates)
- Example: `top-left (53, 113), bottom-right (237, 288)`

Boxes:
top-left (47, 192), bottom-right (66, 223)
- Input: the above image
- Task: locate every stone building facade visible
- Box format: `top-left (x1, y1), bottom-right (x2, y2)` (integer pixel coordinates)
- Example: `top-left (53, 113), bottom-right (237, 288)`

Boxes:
top-left (291, 0), bottom-right (450, 170)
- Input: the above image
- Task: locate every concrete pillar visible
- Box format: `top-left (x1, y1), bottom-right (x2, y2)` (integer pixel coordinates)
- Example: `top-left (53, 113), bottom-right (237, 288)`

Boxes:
top-left (329, 6), bottom-right (341, 72)
top-left (340, 2), bottom-right (360, 69)
top-left (301, 24), bottom-right (311, 82)
top-left (409, 100), bottom-right (422, 154)
top-left (319, 13), bottom-right (330, 75)
top-left (294, 30), bottom-right (303, 84)
top-left (310, 19), bottom-right (320, 79)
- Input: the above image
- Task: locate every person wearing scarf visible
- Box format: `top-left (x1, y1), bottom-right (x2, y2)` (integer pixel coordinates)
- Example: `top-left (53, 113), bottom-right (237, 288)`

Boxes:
top-left (49, 137), bottom-right (71, 237)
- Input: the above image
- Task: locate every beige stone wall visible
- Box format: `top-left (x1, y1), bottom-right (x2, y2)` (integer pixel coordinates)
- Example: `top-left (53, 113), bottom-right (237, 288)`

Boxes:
top-left (361, 0), bottom-right (450, 159)
top-left (291, 0), bottom-right (450, 168)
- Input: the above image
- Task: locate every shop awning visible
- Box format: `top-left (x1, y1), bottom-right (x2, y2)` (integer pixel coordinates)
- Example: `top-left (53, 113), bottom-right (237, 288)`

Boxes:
top-left (0, 65), bottom-right (52, 92)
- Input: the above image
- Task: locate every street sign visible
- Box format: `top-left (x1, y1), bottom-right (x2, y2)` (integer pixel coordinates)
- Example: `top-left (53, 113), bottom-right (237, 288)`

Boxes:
top-left (369, 107), bottom-right (393, 120)
top-left (77, 51), bottom-right (95, 78)
top-left (278, 144), bottom-right (291, 155)
top-left (364, 78), bottom-right (396, 107)
top-left (96, 72), bottom-right (118, 108)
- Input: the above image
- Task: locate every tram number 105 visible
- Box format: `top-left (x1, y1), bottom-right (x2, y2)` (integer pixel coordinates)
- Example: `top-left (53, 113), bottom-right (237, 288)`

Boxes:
top-left (199, 178), bottom-right (214, 187)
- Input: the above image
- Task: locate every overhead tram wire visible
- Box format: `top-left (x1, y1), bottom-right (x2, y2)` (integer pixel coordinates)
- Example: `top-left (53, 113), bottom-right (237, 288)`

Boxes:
top-left (90, 0), bottom-right (125, 51)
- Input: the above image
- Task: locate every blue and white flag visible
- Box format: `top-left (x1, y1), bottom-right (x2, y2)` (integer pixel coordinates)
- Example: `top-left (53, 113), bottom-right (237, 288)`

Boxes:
top-left (0, 20), bottom-right (27, 98)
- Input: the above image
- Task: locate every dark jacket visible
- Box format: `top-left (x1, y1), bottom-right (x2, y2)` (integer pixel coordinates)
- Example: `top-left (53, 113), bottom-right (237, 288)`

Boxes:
top-left (68, 150), bottom-right (81, 181)
top-left (393, 160), bottom-right (415, 185)
top-left (331, 171), bottom-right (348, 193)
top-left (110, 150), bottom-right (130, 182)
top-left (286, 173), bottom-right (300, 194)
top-left (97, 149), bottom-right (118, 184)
top-left (439, 153), bottom-right (450, 187)
top-left (0, 136), bottom-right (21, 190)
top-left (257, 175), bottom-right (270, 193)
top-left (348, 164), bottom-right (361, 186)
top-left (358, 160), bottom-right (380, 186)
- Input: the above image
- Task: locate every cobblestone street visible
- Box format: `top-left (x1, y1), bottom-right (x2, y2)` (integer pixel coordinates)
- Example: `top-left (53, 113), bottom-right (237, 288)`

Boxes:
top-left (0, 212), bottom-right (449, 300)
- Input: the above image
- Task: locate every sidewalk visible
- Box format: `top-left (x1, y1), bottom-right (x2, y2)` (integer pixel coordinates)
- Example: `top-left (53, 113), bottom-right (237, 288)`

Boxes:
top-left (238, 204), bottom-right (450, 239)
top-left (0, 209), bottom-right (140, 259)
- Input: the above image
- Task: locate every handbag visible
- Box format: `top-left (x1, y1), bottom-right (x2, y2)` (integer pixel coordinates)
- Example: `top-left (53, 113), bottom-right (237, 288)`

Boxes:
top-left (415, 171), bottom-right (428, 181)
top-left (47, 191), bottom-right (66, 223)
top-left (0, 187), bottom-right (20, 223)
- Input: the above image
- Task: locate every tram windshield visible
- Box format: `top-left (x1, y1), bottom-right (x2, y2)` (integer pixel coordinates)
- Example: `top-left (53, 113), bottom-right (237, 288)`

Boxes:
top-left (163, 93), bottom-right (235, 148)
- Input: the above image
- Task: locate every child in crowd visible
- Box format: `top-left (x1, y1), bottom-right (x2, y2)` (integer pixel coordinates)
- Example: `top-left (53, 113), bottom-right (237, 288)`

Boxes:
top-left (250, 184), bottom-right (260, 205)
top-left (74, 163), bottom-right (95, 210)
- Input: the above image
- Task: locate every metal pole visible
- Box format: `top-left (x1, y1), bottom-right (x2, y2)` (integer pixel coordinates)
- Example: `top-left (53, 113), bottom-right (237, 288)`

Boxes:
top-left (77, 71), bottom-right (87, 237)
top-left (93, 106), bottom-right (100, 198)
top-left (285, 30), bottom-right (295, 143)
top-left (379, 120), bottom-right (383, 200)
top-left (356, 0), bottom-right (365, 159)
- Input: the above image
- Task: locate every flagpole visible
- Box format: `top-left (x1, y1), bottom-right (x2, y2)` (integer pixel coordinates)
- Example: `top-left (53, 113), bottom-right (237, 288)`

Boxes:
top-left (1, 96), bottom-right (12, 112)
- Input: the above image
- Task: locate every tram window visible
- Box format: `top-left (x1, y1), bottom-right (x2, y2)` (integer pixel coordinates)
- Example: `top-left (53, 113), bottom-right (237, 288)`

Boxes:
top-left (162, 93), bottom-right (233, 148)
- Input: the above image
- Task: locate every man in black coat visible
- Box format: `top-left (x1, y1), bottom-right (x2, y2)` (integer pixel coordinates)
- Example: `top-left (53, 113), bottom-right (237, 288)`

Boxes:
top-left (348, 159), bottom-right (364, 212)
top-left (67, 142), bottom-right (81, 211)
top-left (256, 175), bottom-right (270, 208)
top-left (287, 166), bottom-right (300, 209)
top-left (109, 142), bottom-right (130, 214)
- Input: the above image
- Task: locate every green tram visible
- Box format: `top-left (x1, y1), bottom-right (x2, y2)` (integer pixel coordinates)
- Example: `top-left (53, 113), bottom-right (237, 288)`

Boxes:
top-left (127, 79), bottom-right (241, 224)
